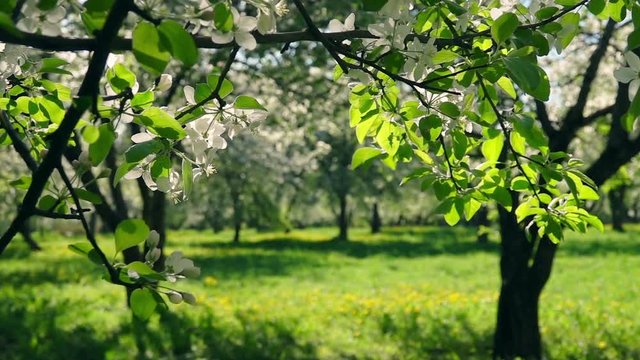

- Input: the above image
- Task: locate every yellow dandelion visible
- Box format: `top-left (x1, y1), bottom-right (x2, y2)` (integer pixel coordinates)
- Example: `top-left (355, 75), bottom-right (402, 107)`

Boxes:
top-left (204, 276), bottom-right (218, 286)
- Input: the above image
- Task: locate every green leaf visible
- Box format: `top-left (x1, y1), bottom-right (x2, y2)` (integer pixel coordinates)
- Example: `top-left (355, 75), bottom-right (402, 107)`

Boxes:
top-left (496, 77), bottom-right (517, 98)
top-left (130, 288), bottom-right (157, 320)
top-left (439, 102), bottom-right (460, 118)
top-left (130, 91), bottom-right (155, 111)
top-left (213, 2), bottom-right (234, 32)
top-left (82, 125), bottom-right (100, 144)
top-left (492, 13), bottom-right (520, 44)
top-left (504, 57), bottom-right (550, 101)
top-left (132, 21), bottom-right (171, 75)
top-left (622, 90), bottom-right (640, 132)
top-left (115, 219), bottom-right (150, 254)
top-left (39, 58), bottom-right (72, 75)
top-left (107, 63), bottom-right (136, 94)
top-left (464, 197), bottom-right (482, 221)
top-left (137, 108), bottom-right (186, 140)
top-left (124, 139), bottom-right (164, 163)
top-left (68, 243), bottom-right (102, 264)
top-left (0, 13), bottom-right (19, 36)
top-left (206, 74), bottom-right (234, 98)
top-left (75, 188), bottom-right (103, 204)
top-left (88, 124), bottom-right (116, 166)
top-left (452, 130), bottom-right (468, 160)
top-left (481, 133), bottom-right (504, 162)
top-left (234, 95), bottom-right (266, 111)
top-left (432, 50), bottom-right (459, 64)
top-left (113, 162), bottom-right (139, 187)
top-left (352, 147), bottom-right (383, 169)
top-left (182, 159), bottom-right (193, 200)
top-left (158, 20), bottom-right (199, 68)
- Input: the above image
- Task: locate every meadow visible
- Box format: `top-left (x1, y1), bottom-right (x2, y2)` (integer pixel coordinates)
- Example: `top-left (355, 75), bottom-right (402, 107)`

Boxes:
top-left (1, 226), bottom-right (639, 359)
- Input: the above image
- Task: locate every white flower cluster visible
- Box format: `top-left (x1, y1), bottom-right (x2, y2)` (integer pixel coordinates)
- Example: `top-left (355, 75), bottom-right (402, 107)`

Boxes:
top-left (191, 0), bottom-right (288, 50)
top-left (181, 86), bottom-right (267, 183)
top-left (0, 43), bottom-right (27, 94)
top-left (17, 0), bottom-right (66, 36)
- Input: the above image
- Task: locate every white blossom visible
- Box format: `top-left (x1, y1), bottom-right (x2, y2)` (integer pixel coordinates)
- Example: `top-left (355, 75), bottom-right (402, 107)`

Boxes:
top-left (614, 52), bottom-right (640, 101)
top-left (211, 8), bottom-right (258, 50)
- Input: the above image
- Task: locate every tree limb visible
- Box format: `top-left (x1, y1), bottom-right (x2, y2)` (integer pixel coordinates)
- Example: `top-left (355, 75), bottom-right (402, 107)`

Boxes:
top-left (0, 0), bottom-right (133, 255)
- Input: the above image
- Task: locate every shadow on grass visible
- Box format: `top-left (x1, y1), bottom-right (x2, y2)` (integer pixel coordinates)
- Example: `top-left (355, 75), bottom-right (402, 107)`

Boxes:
top-left (204, 228), bottom-right (499, 259)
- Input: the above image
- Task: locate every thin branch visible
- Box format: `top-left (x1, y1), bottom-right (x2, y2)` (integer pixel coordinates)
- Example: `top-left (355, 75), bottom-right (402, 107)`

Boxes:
top-left (0, 28), bottom-right (463, 53)
top-left (0, 111), bottom-right (38, 172)
top-left (438, 136), bottom-right (462, 192)
top-left (583, 104), bottom-right (615, 124)
top-left (0, 0), bottom-right (133, 255)
top-left (57, 165), bottom-right (123, 285)
top-left (176, 46), bottom-right (240, 120)
top-left (291, 0), bottom-right (349, 73)
top-left (32, 208), bottom-right (82, 220)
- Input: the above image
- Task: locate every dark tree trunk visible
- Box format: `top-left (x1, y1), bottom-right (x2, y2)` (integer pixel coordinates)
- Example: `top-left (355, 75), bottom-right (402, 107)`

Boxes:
top-left (20, 220), bottom-right (41, 251)
top-left (231, 191), bottom-right (242, 243)
top-left (608, 186), bottom-right (627, 232)
top-left (370, 201), bottom-right (381, 234)
top-left (475, 206), bottom-right (490, 244)
top-left (337, 194), bottom-right (348, 241)
top-left (494, 207), bottom-right (557, 359)
top-left (139, 183), bottom-right (167, 268)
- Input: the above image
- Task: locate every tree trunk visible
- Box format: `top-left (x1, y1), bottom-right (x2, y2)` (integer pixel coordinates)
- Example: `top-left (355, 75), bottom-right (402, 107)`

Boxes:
top-left (231, 191), bottom-right (242, 243)
top-left (140, 185), bottom-right (167, 268)
top-left (608, 186), bottom-right (627, 232)
top-left (475, 206), bottom-right (490, 244)
top-left (337, 194), bottom-right (348, 241)
top-left (493, 207), bottom-right (557, 359)
top-left (370, 201), bottom-right (381, 234)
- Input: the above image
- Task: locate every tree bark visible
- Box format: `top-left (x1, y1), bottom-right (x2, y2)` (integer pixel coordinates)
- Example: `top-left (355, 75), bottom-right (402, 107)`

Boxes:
top-left (475, 206), bottom-right (490, 244)
top-left (231, 190), bottom-right (242, 243)
top-left (370, 201), bottom-right (381, 234)
top-left (337, 194), bottom-right (348, 240)
top-left (493, 207), bottom-right (557, 359)
top-left (139, 182), bottom-right (167, 268)
top-left (608, 186), bottom-right (627, 232)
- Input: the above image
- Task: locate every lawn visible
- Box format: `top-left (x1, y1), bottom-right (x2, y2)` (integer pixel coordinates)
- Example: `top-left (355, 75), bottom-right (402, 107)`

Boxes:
top-left (1, 226), bottom-right (639, 359)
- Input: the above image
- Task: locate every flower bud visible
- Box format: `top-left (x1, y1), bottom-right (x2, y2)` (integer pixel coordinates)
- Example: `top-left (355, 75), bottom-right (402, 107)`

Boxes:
top-left (182, 292), bottom-right (197, 305)
top-left (168, 291), bottom-right (183, 304)
top-left (182, 265), bottom-right (201, 278)
top-left (145, 248), bottom-right (161, 263)
top-left (127, 269), bottom-right (140, 280)
top-left (146, 230), bottom-right (160, 248)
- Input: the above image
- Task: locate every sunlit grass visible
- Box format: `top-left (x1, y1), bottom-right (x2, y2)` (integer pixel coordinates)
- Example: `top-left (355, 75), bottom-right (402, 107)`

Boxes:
top-left (1, 226), bottom-right (639, 359)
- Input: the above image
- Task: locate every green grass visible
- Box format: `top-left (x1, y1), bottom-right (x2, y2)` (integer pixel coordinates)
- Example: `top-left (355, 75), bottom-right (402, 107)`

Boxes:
top-left (1, 226), bottom-right (639, 359)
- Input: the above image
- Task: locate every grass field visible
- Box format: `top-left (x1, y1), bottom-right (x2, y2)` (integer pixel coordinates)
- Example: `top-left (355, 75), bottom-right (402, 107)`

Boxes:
top-left (1, 226), bottom-right (639, 359)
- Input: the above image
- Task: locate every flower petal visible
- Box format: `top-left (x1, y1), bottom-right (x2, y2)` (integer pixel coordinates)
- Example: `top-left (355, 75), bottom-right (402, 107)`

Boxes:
top-left (625, 51), bottom-right (640, 72)
top-left (235, 32), bottom-right (257, 50)
top-left (184, 85), bottom-right (196, 104)
top-left (630, 78), bottom-right (640, 101)
top-left (614, 67), bottom-right (637, 84)
top-left (211, 31), bottom-right (234, 44)
top-left (327, 19), bottom-right (344, 33)
top-left (345, 13), bottom-right (356, 30)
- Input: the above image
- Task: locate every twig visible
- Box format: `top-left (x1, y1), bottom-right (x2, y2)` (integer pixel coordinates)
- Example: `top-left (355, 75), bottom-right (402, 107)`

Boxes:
top-left (176, 46), bottom-right (240, 120)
